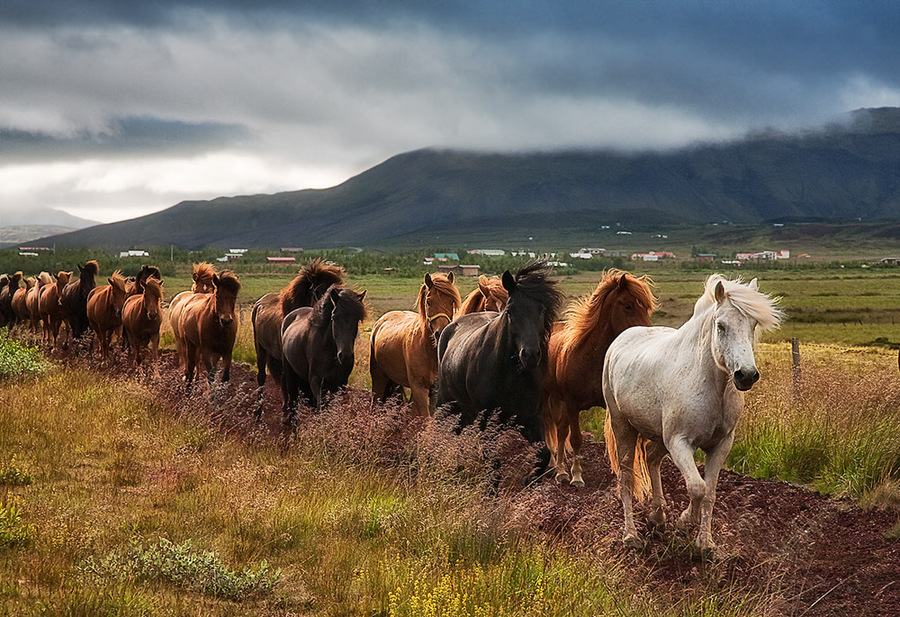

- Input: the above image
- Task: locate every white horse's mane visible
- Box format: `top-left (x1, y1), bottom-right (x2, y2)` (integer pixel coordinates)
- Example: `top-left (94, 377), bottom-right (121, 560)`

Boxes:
top-left (694, 274), bottom-right (784, 332)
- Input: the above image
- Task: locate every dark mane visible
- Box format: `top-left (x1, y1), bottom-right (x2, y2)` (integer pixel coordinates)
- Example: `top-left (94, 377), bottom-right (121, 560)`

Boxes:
top-left (511, 260), bottom-right (565, 338)
top-left (215, 270), bottom-right (242, 296)
top-left (280, 258), bottom-right (345, 315)
top-left (561, 269), bottom-right (656, 349)
top-left (80, 260), bottom-right (99, 283)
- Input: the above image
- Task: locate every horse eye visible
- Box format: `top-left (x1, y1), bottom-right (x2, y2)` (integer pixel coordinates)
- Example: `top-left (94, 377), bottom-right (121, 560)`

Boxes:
top-left (717, 322), bottom-right (726, 333)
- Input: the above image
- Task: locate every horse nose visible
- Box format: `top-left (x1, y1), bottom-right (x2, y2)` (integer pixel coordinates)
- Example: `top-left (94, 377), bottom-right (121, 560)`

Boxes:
top-left (219, 317), bottom-right (233, 328)
top-left (733, 368), bottom-right (760, 391)
top-left (520, 347), bottom-right (541, 369)
top-left (148, 312), bottom-right (157, 321)
top-left (337, 350), bottom-right (353, 366)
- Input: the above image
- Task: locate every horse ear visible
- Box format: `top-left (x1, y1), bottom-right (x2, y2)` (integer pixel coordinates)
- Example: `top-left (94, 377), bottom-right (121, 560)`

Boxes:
top-left (501, 270), bottom-right (516, 293)
top-left (212, 274), bottom-right (220, 287)
top-left (447, 271), bottom-right (454, 283)
top-left (617, 273), bottom-right (628, 291)
top-left (357, 290), bottom-right (367, 302)
top-left (714, 281), bottom-right (726, 304)
top-left (424, 273), bottom-right (433, 288)
top-left (748, 278), bottom-right (759, 291)
top-left (107, 277), bottom-right (114, 285)
top-left (478, 278), bottom-right (491, 296)
top-left (330, 286), bottom-right (341, 302)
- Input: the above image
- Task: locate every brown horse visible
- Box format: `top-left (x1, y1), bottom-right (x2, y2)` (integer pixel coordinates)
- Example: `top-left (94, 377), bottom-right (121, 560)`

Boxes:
top-left (61, 260), bottom-right (100, 344)
top-left (168, 262), bottom-right (218, 367)
top-left (251, 259), bottom-right (345, 419)
top-left (370, 272), bottom-right (461, 416)
top-left (542, 269), bottom-right (656, 486)
top-left (125, 264), bottom-right (163, 297)
top-left (459, 275), bottom-right (509, 314)
top-left (170, 270), bottom-right (241, 388)
top-left (0, 271), bottom-right (22, 327)
top-left (86, 271), bottom-right (128, 363)
top-left (12, 277), bottom-right (33, 328)
top-left (38, 271), bottom-right (72, 349)
top-left (122, 276), bottom-right (163, 366)
top-left (26, 272), bottom-right (53, 334)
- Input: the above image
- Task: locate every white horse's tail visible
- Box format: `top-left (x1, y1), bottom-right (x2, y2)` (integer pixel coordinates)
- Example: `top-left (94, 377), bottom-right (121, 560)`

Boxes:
top-left (604, 413), bottom-right (650, 501)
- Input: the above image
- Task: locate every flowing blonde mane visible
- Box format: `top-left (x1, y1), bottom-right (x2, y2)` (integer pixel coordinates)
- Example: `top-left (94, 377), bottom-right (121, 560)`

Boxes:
top-left (560, 269), bottom-right (656, 349)
top-left (108, 270), bottom-right (128, 293)
top-left (695, 274), bottom-right (784, 332)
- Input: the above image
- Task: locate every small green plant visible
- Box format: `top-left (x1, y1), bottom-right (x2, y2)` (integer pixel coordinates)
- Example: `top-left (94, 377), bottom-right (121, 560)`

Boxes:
top-left (0, 501), bottom-right (33, 548)
top-left (82, 537), bottom-right (280, 601)
top-left (0, 456), bottom-right (33, 486)
top-left (0, 332), bottom-right (48, 380)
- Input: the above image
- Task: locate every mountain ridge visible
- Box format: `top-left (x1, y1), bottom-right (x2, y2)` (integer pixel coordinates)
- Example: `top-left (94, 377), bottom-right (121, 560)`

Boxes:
top-left (33, 107), bottom-right (900, 249)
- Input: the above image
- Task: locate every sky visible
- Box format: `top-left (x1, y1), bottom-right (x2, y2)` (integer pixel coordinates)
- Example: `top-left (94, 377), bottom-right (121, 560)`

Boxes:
top-left (1, 1), bottom-right (899, 225)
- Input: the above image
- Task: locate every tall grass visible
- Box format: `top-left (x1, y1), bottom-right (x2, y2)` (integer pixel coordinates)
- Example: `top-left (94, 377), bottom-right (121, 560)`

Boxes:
top-left (730, 343), bottom-right (900, 502)
top-left (0, 368), bottom-right (776, 615)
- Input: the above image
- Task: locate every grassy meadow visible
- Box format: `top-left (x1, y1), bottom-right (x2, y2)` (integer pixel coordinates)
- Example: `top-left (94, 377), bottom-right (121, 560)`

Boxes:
top-left (2, 262), bottom-right (900, 614)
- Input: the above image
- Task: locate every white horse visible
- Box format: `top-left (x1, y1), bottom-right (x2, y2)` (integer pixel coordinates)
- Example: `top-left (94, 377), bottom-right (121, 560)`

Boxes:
top-left (602, 275), bottom-right (783, 555)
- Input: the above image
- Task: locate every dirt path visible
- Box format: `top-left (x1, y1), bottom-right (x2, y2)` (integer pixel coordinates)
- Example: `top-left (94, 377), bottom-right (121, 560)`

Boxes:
top-left (51, 345), bottom-right (900, 616)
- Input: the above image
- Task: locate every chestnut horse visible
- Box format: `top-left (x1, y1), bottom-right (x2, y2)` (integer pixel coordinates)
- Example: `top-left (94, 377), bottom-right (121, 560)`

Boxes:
top-left (0, 272), bottom-right (18, 327)
top-left (39, 271), bottom-right (72, 349)
top-left (168, 262), bottom-right (218, 368)
top-left (370, 272), bottom-right (461, 416)
top-left (251, 259), bottom-right (345, 419)
top-left (542, 270), bottom-right (656, 486)
top-left (122, 276), bottom-right (163, 366)
top-left (170, 270), bottom-right (241, 389)
top-left (86, 271), bottom-right (128, 362)
top-left (12, 278), bottom-right (33, 327)
top-left (281, 284), bottom-right (367, 419)
top-left (459, 275), bottom-right (508, 314)
top-left (61, 260), bottom-right (100, 344)
top-left (26, 272), bottom-right (52, 334)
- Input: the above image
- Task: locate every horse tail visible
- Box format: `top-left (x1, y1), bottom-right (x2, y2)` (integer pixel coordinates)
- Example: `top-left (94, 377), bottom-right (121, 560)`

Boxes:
top-left (604, 413), bottom-right (650, 501)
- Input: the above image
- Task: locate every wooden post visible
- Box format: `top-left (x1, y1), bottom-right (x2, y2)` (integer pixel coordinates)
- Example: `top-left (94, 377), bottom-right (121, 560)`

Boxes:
top-left (791, 338), bottom-right (801, 399)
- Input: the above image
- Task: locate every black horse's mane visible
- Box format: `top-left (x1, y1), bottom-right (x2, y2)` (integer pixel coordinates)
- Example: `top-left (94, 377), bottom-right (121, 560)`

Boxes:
top-left (311, 285), bottom-right (367, 327)
top-left (510, 260), bottom-right (565, 339)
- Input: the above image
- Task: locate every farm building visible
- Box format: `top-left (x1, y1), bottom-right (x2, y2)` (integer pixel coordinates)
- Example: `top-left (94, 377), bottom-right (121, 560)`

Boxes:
top-left (267, 257), bottom-right (296, 263)
top-left (439, 264), bottom-right (480, 277)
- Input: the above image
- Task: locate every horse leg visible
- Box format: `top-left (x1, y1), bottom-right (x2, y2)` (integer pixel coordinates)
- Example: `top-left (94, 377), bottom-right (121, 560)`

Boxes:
top-left (567, 404), bottom-right (586, 487)
top-left (281, 366), bottom-right (299, 425)
top-left (645, 440), bottom-right (669, 531)
top-left (553, 409), bottom-right (570, 484)
top-left (184, 342), bottom-right (198, 390)
top-left (612, 420), bottom-right (642, 548)
top-left (408, 383), bottom-right (431, 417)
top-left (221, 353), bottom-right (232, 383)
top-left (693, 432), bottom-right (734, 556)
top-left (668, 435), bottom-right (707, 537)
top-left (254, 346), bottom-right (268, 420)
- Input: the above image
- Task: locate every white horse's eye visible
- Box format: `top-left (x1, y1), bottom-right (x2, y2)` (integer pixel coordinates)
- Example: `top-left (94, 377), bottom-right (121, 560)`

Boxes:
top-left (716, 322), bottom-right (726, 333)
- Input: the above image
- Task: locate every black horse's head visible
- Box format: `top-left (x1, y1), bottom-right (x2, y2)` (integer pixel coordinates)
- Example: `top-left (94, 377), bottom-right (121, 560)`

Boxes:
top-left (501, 261), bottom-right (565, 371)
top-left (324, 285), bottom-right (368, 367)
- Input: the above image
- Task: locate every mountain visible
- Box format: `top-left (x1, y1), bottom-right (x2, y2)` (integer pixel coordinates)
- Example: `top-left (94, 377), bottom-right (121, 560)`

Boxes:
top-left (34, 107), bottom-right (900, 250)
top-left (0, 208), bottom-right (99, 248)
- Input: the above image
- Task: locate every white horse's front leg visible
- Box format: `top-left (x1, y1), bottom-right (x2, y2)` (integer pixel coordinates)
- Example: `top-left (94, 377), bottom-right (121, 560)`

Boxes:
top-left (695, 432), bottom-right (734, 555)
top-left (667, 436), bottom-right (706, 533)
top-left (645, 440), bottom-right (669, 530)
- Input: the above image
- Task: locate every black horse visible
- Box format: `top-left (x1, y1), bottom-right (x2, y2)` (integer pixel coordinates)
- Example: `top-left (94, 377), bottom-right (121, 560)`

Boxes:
top-left (280, 284), bottom-right (367, 423)
top-left (61, 260), bottom-right (100, 344)
top-left (435, 260), bottom-right (565, 483)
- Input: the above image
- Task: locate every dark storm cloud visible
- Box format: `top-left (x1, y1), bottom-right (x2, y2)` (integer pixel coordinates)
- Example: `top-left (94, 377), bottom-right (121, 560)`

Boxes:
top-left (0, 117), bottom-right (252, 162)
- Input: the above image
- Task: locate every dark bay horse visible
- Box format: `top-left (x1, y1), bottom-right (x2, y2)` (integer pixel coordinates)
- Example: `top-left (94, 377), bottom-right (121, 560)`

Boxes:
top-left (435, 261), bottom-right (564, 482)
top-left (0, 272), bottom-right (19, 327)
top-left (61, 260), bottom-right (100, 344)
top-left (170, 270), bottom-right (241, 389)
top-left (280, 285), bottom-right (367, 421)
top-left (251, 259), bottom-right (345, 419)
top-left (542, 269), bottom-right (656, 487)
top-left (122, 276), bottom-right (163, 366)
top-left (459, 275), bottom-right (508, 315)
top-left (86, 271), bottom-right (128, 362)
top-left (125, 264), bottom-right (163, 297)
top-left (370, 272), bottom-right (461, 416)
top-left (38, 271), bottom-right (72, 349)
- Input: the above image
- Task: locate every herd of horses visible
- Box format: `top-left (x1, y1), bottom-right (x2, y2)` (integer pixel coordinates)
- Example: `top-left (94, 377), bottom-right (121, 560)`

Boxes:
top-left (0, 257), bottom-right (782, 555)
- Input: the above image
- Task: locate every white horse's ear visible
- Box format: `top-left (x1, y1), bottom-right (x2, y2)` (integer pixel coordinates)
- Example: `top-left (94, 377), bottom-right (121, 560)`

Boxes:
top-left (501, 270), bottom-right (516, 293)
top-left (749, 278), bottom-right (759, 291)
top-left (714, 281), bottom-right (726, 304)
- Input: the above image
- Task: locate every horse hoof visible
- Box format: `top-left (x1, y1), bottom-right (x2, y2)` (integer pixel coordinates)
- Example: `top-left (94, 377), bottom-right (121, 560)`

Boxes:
top-left (570, 478), bottom-right (585, 488)
top-left (623, 534), bottom-right (642, 550)
top-left (555, 472), bottom-right (570, 484)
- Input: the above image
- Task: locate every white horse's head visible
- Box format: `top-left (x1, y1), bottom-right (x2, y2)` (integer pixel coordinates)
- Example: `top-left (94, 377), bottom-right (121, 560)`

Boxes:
top-left (708, 276), bottom-right (783, 391)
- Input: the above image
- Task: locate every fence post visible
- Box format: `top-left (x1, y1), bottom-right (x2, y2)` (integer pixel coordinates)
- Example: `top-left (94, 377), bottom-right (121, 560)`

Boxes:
top-left (791, 338), bottom-right (801, 400)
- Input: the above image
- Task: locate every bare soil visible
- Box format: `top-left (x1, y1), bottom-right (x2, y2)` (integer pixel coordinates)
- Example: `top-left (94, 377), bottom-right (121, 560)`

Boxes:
top-left (53, 345), bottom-right (900, 616)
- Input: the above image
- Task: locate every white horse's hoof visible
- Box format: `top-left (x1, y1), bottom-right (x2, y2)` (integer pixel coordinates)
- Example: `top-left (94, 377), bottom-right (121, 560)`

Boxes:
top-left (623, 533), bottom-right (642, 550)
top-left (676, 510), bottom-right (694, 532)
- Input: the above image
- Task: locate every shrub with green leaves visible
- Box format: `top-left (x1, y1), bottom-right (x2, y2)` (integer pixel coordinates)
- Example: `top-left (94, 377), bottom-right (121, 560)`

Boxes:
top-left (0, 332), bottom-right (48, 380)
top-left (0, 501), bottom-right (33, 548)
top-left (0, 456), bottom-right (33, 486)
top-left (81, 537), bottom-right (280, 601)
